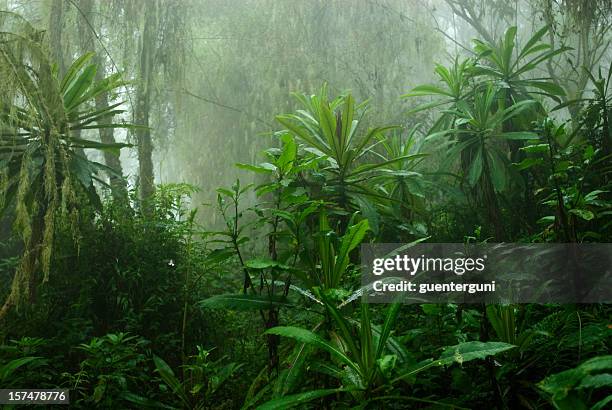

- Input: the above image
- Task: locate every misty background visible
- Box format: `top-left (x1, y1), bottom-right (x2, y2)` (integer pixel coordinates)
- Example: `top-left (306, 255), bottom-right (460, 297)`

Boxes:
top-left (4, 0), bottom-right (610, 224)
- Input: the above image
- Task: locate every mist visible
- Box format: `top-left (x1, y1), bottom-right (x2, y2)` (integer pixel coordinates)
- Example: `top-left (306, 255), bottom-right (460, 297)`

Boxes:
top-left (1, 1), bottom-right (611, 408)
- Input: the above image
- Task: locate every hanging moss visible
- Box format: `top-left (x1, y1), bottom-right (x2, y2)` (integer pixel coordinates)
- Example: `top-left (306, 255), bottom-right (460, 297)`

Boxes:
top-left (0, 11), bottom-right (131, 318)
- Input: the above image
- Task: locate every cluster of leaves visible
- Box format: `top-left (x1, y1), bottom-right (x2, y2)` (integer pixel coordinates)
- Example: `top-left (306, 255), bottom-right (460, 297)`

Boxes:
top-left (405, 26), bottom-right (612, 242)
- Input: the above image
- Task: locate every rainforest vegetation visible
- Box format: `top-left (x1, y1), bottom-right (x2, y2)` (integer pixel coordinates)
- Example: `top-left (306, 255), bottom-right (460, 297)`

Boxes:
top-left (0, 0), bottom-right (611, 409)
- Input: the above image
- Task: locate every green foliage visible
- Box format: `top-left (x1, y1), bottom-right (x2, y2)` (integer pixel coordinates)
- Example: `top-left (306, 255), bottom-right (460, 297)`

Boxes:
top-left (307, 214), bottom-right (369, 291)
top-left (0, 356), bottom-right (42, 386)
top-left (538, 355), bottom-right (612, 410)
top-left (0, 13), bottom-right (132, 317)
top-left (276, 84), bottom-right (425, 215)
top-left (67, 333), bottom-right (150, 407)
top-left (471, 26), bottom-right (568, 103)
top-left (254, 388), bottom-right (344, 410)
top-left (199, 294), bottom-right (296, 311)
top-left (1, 11), bottom-right (610, 410)
top-left (430, 83), bottom-right (537, 192)
top-left (125, 348), bottom-right (242, 409)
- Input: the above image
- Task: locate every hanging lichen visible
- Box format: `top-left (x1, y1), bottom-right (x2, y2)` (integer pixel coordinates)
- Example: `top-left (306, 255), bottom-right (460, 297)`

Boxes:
top-left (0, 11), bottom-right (132, 319)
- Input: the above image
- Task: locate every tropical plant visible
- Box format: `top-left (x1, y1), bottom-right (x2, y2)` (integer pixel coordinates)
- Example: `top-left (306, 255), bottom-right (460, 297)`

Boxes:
top-left (261, 298), bottom-right (516, 409)
top-left (0, 356), bottom-right (42, 387)
top-left (276, 84), bottom-right (424, 220)
top-left (125, 348), bottom-right (242, 409)
top-left (402, 56), bottom-right (474, 132)
top-left (69, 333), bottom-right (150, 407)
top-left (302, 213), bottom-right (369, 294)
top-left (427, 84), bottom-right (538, 239)
top-left (0, 12), bottom-right (132, 319)
top-left (373, 128), bottom-right (429, 239)
top-left (470, 26), bottom-right (568, 106)
top-left (554, 61), bottom-right (612, 156)
top-left (538, 355), bottom-right (612, 410)
top-left (518, 119), bottom-right (612, 242)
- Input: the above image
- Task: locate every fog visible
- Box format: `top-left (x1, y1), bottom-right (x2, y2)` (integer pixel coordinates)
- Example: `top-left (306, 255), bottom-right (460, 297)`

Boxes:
top-left (3, 0), bottom-right (611, 224)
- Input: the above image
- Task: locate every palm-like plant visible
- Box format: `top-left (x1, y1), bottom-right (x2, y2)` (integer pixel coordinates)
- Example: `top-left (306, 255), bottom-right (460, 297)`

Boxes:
top-left (373, 129), bottom-right (428, 239)
top-left (430, 84), bottom-right (538, 239)
top-left (471, 26), bottom-right (568, 105)
top-left (262, 298), bottom-right (516, 409)
top-left (0, 12), bottom-right (131, 319)
top-left (262, 302), bottom-right (406, 408)
top-left (276, 85), bottom-right (424, 216)
top-left (402, 57), bottom-right (474, 132)
top-left (471, 26), bottom-right (568, 164)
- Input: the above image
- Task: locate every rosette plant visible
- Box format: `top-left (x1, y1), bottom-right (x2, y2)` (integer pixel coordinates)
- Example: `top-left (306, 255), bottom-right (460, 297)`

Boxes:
top-left (0, 12), bottom-right (132, 319)
top-left (275, 84), bottom-right (426, 218)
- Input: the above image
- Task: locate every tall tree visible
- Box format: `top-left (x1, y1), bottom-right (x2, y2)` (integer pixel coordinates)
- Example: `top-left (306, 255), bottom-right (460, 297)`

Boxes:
top-left (539, 0), bottom-right (612, 120)
top-left (76, 0), bottom-right (129, 203)
top-left (134, 0), bottom-right (158, 213)
top-left (47, 0), bottom-right (66, 76)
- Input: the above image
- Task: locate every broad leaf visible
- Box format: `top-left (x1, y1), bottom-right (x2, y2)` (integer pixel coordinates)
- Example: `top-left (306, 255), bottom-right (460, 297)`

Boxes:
top-left (200, 294), bottom-right (295, 311)
top-left (438, 341), bottom-right (516, 365)
top-left (255, 388), bottom-right (343, 410)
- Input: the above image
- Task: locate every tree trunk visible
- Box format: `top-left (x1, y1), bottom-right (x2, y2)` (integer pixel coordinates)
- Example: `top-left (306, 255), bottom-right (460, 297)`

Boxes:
top-left (48, 0), bottom-right (66, 77)
top-left (77, 0), bottom-right (129, 204)
top-left (135, 1), bottom-right (157, 214)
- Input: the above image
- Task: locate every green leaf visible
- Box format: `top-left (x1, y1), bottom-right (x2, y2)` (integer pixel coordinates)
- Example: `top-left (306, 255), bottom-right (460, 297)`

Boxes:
top-left (265, 326), bottom-right (359, 373)
top-left (199, 294), bottom-right (295, 311)
top-left (94, 382), bottom-right (106, 403)
top-left (60, 52), bottom-right (95, 92)
top-left (552, 98), bottom-right (585, 112)
top-left (403, 100), bottom-right (451, 115)
top-left (578, 374), bottom-right (612, 389)
top-left (592, 395), bottom-right (612, 410)
top-left (278, 133), bottom-right (297, 173)
top-left (518, 26), bottom-right (549, 59)
top-left (334, 219), bottom-right (369, 284)
top-left (377, 354), bottom-right (398, 378)
top-left (236, 162), bottom-right (275, 173)
top-left (0, 357), bottom-right (41, 381)
top-left (245, 259), bottom-right (281, 269)
top-left (255, 388), bottom-right (343, 410)
top-left (276, 115), bottom-right (329, 155)
top-left (350, 154), bottom-right (427, 177)
top-left (403, 84), bottom-right (453, 98)
top-left (153, 356), bottom-right (189, 407)
top-left (488, 150), bottom-right (507, 192)
top-left (568, 209), bottom-right (595, 221)
top-left (338, 219), bottom-right (369, 260)
top-left (537, 215), bottom-right (555, 224)
top-left (499, 132), bottom-right (539, 140)
top-left (121, 392), bottom-right (177, 409)
top-left (68, 137), bottom-right (131, 154)
top-left (68, 73), bottom-right (126, 111)
top-left (391, 358), bottom-right (441, 384)
top-left (520, 144), bottom-right (550, 153)
top-left (375, 303), bottom-right (401, 359)
top-left (63, 64), bottom-right (97, 110)
top-left (274, 342), bottom-right (313, 396)
top-left (539, 356), bottom-right (612, 404)
top-left (527, 80), bottom-right (566, 97)
top-left (438, 341), bottom-right (516, 365)
top-left (514, 157), bottom-right (543, 171)
top-left (503, 26), bottom-right (518, 68)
